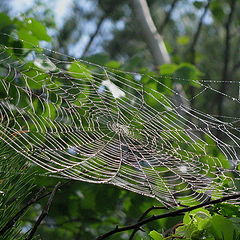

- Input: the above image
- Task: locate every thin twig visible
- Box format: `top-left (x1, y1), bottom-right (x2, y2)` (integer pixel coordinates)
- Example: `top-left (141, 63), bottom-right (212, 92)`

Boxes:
top-left (158, 0), bottom-right (179, 33)
top-left (0, 180), bottom-right (71, 236)
top-left (0, 187), bottom-right (46, 235)
top-left (217, 0), bottom-right (236, 118)
top-left (96, 193), bottom-right (240, 240)
top-left (36, 180), bottom-right (72, 202)
top-left (26, 182), bottom-right (61, 240)
top-left (163, 222), bottom-right (184, 237)
top-left (188, 0), bottom-right (211, 108)
top-left (81, 3), bottom-right (116, 57)
top-left (189, 0), bottom-right (211, 64)
top-left (81, 14), bottom-right (106, 57)
top-left (129, 206), bottom-right (166, 240)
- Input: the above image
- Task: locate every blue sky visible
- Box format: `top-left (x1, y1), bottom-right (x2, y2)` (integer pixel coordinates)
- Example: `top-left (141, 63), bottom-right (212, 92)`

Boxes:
top-left (9, 0), bottom-right (72, 26)
top-left (8, 0), bottom-right (103, 57)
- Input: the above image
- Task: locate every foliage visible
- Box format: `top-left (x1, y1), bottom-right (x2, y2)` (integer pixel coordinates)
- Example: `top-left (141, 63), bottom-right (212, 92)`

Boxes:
top-left (150, 205), bottom-right (240, 240)
top-left (0, 0), bottom-right (240, 239)
top-left (0, 143), bottom-right (35, 239)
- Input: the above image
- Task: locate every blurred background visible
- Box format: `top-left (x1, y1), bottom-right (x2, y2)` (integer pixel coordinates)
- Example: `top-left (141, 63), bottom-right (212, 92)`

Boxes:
top-left (0, 0), bottom-right (240, 239)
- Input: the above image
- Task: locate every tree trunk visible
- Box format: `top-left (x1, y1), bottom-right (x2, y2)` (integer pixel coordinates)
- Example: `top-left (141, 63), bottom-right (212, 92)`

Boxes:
top-left (131, 0), bottom-right (189, 108)
top-left (131, 0), bottom-right (171, 67)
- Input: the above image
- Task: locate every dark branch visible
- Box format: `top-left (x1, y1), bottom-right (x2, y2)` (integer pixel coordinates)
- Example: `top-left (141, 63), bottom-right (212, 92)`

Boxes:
top-left (158, 0), bottom-right (179, 33)
top-left (163, 222), bottom-right (184, 237)
top-left (96, 193), bottom-right (240, 240)
top-left (189, 0), bottom-right (211, 64)
top-left (217, 0), bottom-right (236, 117)
top-left (26, 182), bottom-right (61, 240)
top-left (188, 0), bottom-right (211, 108)
top-left (81, 14), bottom-right (106, 57)
top-left (0, 187), bottom-right (46, 235)
top-left (0, 180), bottom-right (71, 236)
top-left (129, 206), bottom-right (166, 240)
top-left (81, 2), bottom-right (117, 57)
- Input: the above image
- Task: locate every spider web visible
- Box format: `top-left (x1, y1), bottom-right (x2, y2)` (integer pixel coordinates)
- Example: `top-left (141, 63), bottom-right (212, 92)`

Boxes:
top-left (1, 37), bottom-right (240, 207)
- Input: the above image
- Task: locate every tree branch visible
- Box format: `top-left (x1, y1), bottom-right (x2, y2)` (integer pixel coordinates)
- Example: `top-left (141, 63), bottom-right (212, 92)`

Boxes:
top-left (131, 0), bottom-right (190, 112)
top-left (158, 0), bottom-right (179, 34)
top-left (217, 0), bottom-right (236, 117)
top-left (189, 0), bottom-right (211, 64)
top-left (26, 182), bottom-right (61, 240)
top-left (129, 206), bottom-right (166, 240)
top-left (188, 0), bottom-right (211, 108)
top-left (131, 0), bottom-right (171, 67)
top-left (96, 193), bottom-right (240, 240)
top-left (0, 187), bottom-right (46, 235)
top-left (0, 180), bottom-right (71, 236)
top-left (81, 1), bottom-right (117, 57)
top-left (81, 14), bottom-right (106, 57)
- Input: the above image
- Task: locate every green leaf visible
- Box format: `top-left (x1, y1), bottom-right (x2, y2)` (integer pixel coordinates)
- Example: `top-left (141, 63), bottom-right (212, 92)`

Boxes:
top-left (106, 60), bottom-right (121, 69)
top-left (18, 29), bottom-right (39, 48)
top-left (160, 64), bottom-right (178, 75)
top-left (210, 1), bottom-right (225, 22)
top-left (177, 36), bottom-right (190, 45)
top-left (209, 215), bottom-right (236, 240)
top-left (42, 102), bottom-right (57, 120)
top-left (69, 61), bottom-right (93, 80)
top-left (85, 53), bottom-right (110, 65)
top-left (218, 153), bottom-right (230, 168)
top-left (21, 62), bottom-right (49, 89)
top-left (193, 1), bottom-right (204, 9)
top-left (218, 203), bottom-right (240, 217)
top-left (149, 230), bottom-right (164, 240)
top-left (0, 13), bottom-right (12, 29)
top-left (174, 63), bottom-right (201, 80)
top-left (125, 55), bottom-right (142, 69)
top-left (190, 208), bottom-right (211, 217)
top-left (25, 18), bottom-right (51, 41)
top-left (173, 63), bottom-right (202, 87)
top-left (183, 211), bottom-right (192, 224)
top-left (12, 40), bottom-right (23, 56)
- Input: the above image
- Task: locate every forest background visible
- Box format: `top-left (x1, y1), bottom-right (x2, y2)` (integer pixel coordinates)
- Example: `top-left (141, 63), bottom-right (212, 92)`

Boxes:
top-left (0, 0), bottom-right (240, 239)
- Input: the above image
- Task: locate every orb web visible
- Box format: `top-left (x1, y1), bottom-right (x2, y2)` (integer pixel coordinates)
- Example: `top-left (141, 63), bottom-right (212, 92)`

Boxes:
top-left (1, 37), bottom-right (240, 207)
